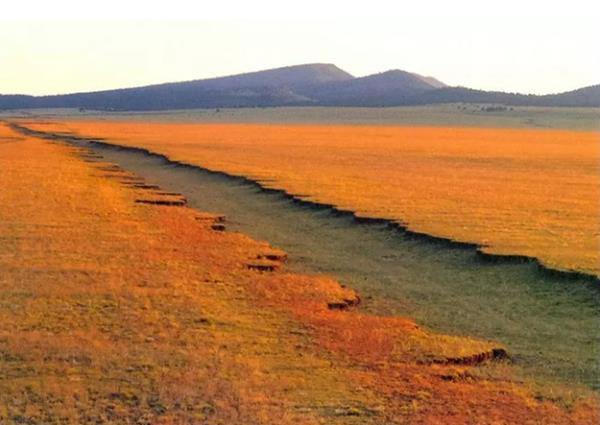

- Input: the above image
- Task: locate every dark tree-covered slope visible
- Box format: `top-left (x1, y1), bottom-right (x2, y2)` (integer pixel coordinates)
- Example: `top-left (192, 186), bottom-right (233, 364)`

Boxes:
top-left (1, 63), bottom-right (598, 110)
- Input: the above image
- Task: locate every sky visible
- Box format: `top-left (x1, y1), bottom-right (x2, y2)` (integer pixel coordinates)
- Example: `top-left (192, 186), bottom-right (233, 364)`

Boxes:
top-left (1, 0), bottom-right (599, 96)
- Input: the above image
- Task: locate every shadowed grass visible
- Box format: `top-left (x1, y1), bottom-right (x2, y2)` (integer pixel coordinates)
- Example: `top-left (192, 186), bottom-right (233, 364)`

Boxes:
top-left (80, 140), bottom-right (600, 394)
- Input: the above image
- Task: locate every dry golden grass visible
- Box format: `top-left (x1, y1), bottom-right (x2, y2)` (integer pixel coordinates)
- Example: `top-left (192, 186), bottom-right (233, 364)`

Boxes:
top-left (1, 122), bottom-right (598, 424)
top-left (22, 120), bottom-right (599, 277)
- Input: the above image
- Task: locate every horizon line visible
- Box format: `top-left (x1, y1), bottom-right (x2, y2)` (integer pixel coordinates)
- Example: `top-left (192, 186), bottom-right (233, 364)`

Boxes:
top-left (1, 62), bottom-right (597, 98)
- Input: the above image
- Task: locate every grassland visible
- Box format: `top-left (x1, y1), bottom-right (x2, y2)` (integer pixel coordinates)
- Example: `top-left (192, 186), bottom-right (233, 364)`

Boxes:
top-left (2, 104), bottom-right (599, 130)
top-left (22, 120), bottom-right (599, 278)
top-left (4, 122), bottom-right (598, 423)
top-left (13, 116), bottom-right (600, 384)
top-left (47, 138), bottom-right (599, 393)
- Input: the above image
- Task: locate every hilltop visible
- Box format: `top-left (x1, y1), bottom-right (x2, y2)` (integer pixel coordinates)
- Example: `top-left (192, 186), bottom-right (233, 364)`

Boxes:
top-left (0, 63), bottom-right (598, 110)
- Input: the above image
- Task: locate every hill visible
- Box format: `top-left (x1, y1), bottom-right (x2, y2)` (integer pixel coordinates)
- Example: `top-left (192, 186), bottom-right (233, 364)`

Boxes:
top-left (412, 85), bottom-right (600, 107)
top-left (0, 64), bottom-right (354, 111)
top-left (0, 63), bottom-right (598, 110)
top-left (301, 69), bottom-right (447, 106)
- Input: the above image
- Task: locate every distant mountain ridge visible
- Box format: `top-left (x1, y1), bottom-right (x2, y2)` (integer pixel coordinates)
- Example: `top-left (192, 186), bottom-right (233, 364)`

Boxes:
top-left (1, 63), bottom-right (598, 110)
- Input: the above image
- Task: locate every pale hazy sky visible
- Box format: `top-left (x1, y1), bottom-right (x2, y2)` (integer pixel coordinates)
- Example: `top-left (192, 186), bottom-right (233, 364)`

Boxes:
top-left (1, 0), bottom-right (599, 96)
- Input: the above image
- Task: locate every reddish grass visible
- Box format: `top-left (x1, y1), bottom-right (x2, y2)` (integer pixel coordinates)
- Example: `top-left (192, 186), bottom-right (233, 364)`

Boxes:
top-left (22, 120), bottom-right (599, 277)
top-left (1, 122), bottom-right (598, 423)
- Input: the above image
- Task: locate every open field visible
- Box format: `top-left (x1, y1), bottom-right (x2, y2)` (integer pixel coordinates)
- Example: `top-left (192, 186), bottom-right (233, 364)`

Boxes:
top-left (20, 120), bottom-right (600, 278)
top-left (49, 138), bottom-right (600, 391)
top-left (2, 104), bottom-right (600, 130)
top-left (3, 122), bottom-right (598, 423)
top-left (9, 119), bottom-right (600, 392)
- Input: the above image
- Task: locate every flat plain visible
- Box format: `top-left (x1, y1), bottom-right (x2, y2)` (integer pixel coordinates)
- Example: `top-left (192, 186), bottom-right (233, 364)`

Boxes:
top-left (4, 122), bottom-right (599, 423)
top-left (2, 105), bottom-right (599, 423)
top-left (21, 115), bottom-right (599, 277)
top-left (3, 104), bottom-right (600, 130)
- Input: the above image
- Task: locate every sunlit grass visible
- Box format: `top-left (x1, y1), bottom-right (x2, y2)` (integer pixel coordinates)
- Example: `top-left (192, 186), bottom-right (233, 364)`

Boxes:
top-left (1, 121), bottom-right (598, 423)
